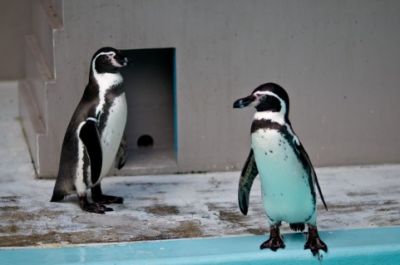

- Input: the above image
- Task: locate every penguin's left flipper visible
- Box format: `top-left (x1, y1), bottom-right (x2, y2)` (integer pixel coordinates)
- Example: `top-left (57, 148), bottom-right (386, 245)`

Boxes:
top-left (115, 134), bottom-right (127, 170)
top-left (238, 149), bottom-right (259, 215)
top-left (79, 118), bottom-right (102, 184)
top-left (295, 141), bottom-right (328, 211)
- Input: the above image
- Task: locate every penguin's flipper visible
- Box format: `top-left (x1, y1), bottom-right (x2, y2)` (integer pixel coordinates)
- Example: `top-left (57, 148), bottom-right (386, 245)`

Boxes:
top-left (296, 142), bottom-right (328, 211)
top-left (115, 134), bottom-right (127, 170)
top-left (238, 149), bottom-right (259, 215)
top-left (79, 118), bottom-right (102, 184)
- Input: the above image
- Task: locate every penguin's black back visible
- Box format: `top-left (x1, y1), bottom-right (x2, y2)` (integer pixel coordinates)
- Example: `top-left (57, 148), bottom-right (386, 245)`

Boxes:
top-left (51, 83), bottom-right (99, 200)
top-left (51, 73), bottom-right (125, 200)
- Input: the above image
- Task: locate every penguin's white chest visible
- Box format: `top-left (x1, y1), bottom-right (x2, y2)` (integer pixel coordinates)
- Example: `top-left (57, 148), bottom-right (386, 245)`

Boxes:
top-left (99, 93), bottom-right (127, 178)
top-left (251, 129), bottom-right (315, 223)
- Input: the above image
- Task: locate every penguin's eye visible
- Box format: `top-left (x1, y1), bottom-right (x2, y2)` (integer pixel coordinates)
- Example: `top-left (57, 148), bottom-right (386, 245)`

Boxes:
top-left (253, 94), bottom-right (263, 100)
top-left (254, 92), bottom-right (264, 98)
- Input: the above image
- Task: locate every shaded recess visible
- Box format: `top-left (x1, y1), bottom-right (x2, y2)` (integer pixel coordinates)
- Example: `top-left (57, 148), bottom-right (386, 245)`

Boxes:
top-left (120, 48), bottom-right (177, 175)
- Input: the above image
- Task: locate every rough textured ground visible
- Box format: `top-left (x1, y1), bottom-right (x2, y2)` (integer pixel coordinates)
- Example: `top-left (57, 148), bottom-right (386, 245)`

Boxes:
top-left (0, 82), bottom-right (399, 247)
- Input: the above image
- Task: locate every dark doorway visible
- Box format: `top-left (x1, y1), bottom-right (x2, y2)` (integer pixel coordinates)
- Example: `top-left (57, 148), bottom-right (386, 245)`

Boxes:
top-left (120, 48), bottom-right (177, 174)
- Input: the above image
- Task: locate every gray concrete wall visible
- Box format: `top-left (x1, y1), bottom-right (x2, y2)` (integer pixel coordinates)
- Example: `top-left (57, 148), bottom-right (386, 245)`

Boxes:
top-left (0, 0), bottom-right (32, 80)
top-left (23, 0), bottom-right (400, 176)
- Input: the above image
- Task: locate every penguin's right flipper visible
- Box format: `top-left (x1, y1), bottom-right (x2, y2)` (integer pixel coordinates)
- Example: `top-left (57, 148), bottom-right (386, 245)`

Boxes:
top-left (79, 118), bottom-right (102, 184)
top-left (238, 149), bottom-right (259, 215)
top-left (295, 142), bottom-right (328, 211)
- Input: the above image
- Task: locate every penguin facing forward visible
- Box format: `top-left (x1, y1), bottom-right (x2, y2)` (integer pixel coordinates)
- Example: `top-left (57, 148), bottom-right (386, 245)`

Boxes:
top-left (51, 47), bottom-right (129, 214)
top-left (233, 83), bottom-right (328, 256)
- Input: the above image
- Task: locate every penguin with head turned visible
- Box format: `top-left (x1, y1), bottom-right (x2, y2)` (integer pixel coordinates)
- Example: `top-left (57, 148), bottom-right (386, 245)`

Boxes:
top-left (233, 83), bottom-right (328, 256)
top-left (51, 47), bottom-right (129, 213)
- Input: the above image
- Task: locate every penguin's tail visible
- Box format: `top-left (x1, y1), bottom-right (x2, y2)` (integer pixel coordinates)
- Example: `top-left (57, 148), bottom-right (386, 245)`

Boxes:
top-left (50, 191), bottom-right (65, 202)
top-left (50, 174), bottom-right (73, 202)
top-left (289, 223), bottom-right (305, 232)
top-left (50, 180), bottom-right (68, 202)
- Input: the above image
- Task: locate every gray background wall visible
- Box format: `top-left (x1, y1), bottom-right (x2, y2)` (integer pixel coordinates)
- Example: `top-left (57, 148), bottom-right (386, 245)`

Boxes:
top-left (19, 0), bottom-right (400, 177)
top-left (0, 0), bottom-right (32, 80)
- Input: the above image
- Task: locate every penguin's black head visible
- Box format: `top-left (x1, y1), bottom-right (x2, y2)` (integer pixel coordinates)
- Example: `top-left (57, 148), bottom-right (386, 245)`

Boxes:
top-left (233, 82), bottom-right (290, 115)
top-left (91, 47), bottom-right (129, 74)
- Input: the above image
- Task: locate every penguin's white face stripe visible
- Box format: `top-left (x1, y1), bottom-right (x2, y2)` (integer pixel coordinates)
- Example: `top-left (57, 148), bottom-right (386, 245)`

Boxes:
top-left (109, 55), bottom-right (126, 68)
top-left (92, 51), bottom-right (121, 70)
top-left (252, 91), bottom-right (287, 115)
top-left (93, 51), bottom-right (115, 63)
top-left (252, 91), bottom-right (288, 125)
top-left (252, 90), bottom-right (300, 144)
top-left (92, 53), bottom-right (124, 118)
top-left (100, 52), bottom-right (125, 68)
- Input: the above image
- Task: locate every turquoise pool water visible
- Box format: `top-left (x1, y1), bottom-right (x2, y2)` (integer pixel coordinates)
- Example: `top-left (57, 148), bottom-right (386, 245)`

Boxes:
top-left (1, 227), bottom-right (399, 265)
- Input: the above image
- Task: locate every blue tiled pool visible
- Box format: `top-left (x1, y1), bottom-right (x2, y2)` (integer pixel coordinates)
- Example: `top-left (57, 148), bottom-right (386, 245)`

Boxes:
top-left (1, 227), bottom-right (399, 265)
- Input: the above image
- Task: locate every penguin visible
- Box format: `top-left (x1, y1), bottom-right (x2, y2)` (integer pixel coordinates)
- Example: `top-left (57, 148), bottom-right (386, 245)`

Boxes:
top-left (233, 83), bottom-right (328, 256)
top-left (51, 47), bottom-right (129, 214)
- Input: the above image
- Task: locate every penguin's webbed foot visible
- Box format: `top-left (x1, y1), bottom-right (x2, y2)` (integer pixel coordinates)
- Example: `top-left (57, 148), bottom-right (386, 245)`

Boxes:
top-left (260, 225), bottom-right (285, 251)
top-left (304, 225), bottom-right (328, 256)
top-left (304, 237), bottom-right (328, 256)
top-left (92, 194), bottom-right (124, 205)
top-left (79, 195), bottom-right (113, 214)
top-left (83, 202), bottom-right (113, 214)
top-left (260, 236), bottom-right (285, 251)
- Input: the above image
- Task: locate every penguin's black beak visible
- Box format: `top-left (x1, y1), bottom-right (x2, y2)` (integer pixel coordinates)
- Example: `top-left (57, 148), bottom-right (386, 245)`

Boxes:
top-left (233, 95), bottom-right (255, 108)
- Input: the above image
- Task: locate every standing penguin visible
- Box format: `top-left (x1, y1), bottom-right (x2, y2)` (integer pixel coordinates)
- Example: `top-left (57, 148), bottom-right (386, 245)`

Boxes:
top-left (51, 47), bottom-right (129, 214)
top-left (233, 83), bottom-right (328, 256)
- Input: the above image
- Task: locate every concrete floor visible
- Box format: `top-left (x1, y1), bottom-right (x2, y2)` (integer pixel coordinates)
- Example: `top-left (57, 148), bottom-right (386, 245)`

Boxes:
top-left (0, 82), bottom-right (399, 247)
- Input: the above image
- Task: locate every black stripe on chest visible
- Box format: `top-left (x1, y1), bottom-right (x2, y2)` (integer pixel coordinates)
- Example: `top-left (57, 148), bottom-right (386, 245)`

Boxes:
top-left (90, 81), bottom-right (124, 133)
top-left (251, 119), bottom-right (300, 168)
top-left (251, 119), bottom-right (289, 135)
top-left (252, 119), bottom-right (316, 202)
top-left (252, 119), bottom-right (317, 208)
